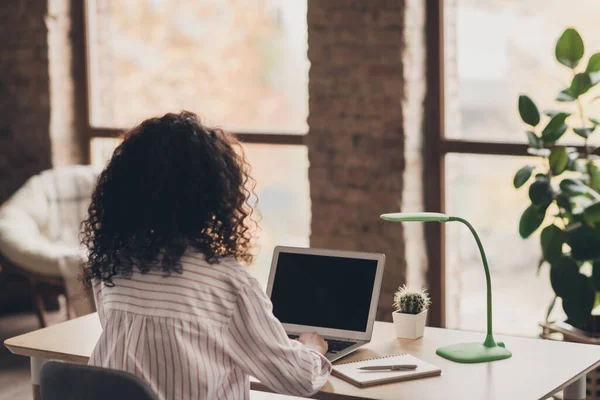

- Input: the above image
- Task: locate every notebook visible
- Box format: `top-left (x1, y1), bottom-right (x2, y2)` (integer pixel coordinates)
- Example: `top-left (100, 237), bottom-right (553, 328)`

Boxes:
top-left (332, 354), bottom-right (441, 388)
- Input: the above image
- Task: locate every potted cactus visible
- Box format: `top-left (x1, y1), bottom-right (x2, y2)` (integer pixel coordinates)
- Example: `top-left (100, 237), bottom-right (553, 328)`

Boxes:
top-left (392, 285), bottom-right (431, 339)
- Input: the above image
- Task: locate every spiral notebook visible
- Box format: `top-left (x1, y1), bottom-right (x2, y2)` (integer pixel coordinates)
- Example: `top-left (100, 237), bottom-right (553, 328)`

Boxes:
top-left (332, 354), bottom-right (441, 388)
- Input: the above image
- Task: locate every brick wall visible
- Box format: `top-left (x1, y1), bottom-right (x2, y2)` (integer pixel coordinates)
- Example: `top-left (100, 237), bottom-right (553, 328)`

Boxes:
top-left (0, 0), bottom-right (83, 204)
top-left (307, 0), bottom-right (409, 320)
top-left (401, 0), bottom-right (427, 289)
top-left (0, 0), bottom-right (83, 314)
top-left (0, 0), bottom-right (53, 204)
top-left (47, 0), bottom-right (84, 166)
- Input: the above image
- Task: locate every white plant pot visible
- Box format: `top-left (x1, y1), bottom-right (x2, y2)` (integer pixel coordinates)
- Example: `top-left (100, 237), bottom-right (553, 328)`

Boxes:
top-left (392, 310), bottom-right (428, 339)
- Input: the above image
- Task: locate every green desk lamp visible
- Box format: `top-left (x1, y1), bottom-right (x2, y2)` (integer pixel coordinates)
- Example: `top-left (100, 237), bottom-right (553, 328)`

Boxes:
top-left (380, 212), bottom-right (512, 364)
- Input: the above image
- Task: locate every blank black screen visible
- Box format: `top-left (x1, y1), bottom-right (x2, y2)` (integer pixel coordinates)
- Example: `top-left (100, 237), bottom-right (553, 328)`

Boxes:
top-left (270, 252), bottom-right (378, 332)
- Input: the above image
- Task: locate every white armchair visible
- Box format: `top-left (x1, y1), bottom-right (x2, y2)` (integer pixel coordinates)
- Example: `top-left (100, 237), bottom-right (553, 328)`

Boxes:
top-left (0, 165), bottom-right (100, 326)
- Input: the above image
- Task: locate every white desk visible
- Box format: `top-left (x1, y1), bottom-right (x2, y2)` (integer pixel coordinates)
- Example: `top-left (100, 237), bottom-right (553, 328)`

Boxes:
top-left (5, 313), bottom-right (600, 399)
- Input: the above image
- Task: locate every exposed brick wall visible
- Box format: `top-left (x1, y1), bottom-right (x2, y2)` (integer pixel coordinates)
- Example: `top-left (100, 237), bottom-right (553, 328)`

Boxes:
top-left (307, 0), bottom-right (408, 321)
top-left (401, 0), bottom-right (427, 289)
top-left (0, 0), bottom-right (84, 315)
top-left (0, 0), bottom-right (83, 204)
top-left (0, 0), bottom-right (53, 314)
top-left (0, 0), bottom-right (53, 204)
top-left (47, 0), bottom-right (84, 166)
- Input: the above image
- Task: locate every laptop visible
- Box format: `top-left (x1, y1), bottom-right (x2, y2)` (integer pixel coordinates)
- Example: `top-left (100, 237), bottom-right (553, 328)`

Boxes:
top-left (266, 246), bottom-right (386, 362)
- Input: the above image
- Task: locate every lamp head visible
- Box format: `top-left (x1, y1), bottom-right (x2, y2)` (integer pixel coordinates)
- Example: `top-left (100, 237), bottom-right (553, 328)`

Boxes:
top-left (380, 212), bottom-right (450, 223)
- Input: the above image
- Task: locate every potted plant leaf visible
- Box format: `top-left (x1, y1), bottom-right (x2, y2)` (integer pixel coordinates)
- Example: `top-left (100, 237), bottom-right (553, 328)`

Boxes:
top-left (514, 27), bottom-right (600, 334)
top-left (392, 285), bottom-right (431, 339)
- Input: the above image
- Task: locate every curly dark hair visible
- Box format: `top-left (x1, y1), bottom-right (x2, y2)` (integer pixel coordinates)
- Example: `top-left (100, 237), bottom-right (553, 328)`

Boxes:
top-left (81, 111), bottom-right (257, 286)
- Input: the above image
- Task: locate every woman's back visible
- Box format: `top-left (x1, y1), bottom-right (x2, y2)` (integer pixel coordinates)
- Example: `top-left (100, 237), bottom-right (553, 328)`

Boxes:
top-left (83, 112), bottom-right (331, 399)
top-left (90, 250), bottom-right (330, 400)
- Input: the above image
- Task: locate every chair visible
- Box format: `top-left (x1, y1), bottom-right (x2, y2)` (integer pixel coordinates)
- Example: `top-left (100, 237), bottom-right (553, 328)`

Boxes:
top-left (0, 165), bottom-right (100, 326)
top-left (40, 361), bottom-right (159, 400)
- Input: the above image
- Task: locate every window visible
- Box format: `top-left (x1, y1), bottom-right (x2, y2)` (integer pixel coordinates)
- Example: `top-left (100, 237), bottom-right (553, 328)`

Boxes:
top-left (427, 0), bottom-right (599, 334)
top-left (85, 0), bottom-right (308, 134)
top-left (82, 1), bottom-right (310, 286)
top-left (444, 0), bottom-right (600, 145)
top-left (445, 154), bottom-right (563, 335)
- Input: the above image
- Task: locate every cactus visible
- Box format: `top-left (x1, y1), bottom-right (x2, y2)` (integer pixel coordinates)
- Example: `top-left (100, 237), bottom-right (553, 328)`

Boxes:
top-left (393, 285), bottom-right (431, 315)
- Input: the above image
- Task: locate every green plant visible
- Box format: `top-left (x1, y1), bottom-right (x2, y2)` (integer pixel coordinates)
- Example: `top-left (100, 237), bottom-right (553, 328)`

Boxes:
top-left (514, 28), bottom-right (600, 328)
top-left (393, 285), bottom-right (431, 315)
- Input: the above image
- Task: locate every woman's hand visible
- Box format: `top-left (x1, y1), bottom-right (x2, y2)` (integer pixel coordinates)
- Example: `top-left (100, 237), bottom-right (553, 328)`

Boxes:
top-left (298, 332), bottom-right (328, 355)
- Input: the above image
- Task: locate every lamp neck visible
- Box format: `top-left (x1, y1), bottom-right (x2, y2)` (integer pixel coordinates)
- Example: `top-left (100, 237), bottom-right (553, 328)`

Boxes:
top-left (448, 216), bottom-right (496, 347)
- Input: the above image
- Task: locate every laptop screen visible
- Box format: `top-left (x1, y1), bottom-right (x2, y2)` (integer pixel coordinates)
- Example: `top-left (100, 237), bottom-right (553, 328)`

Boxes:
top-left (270, 252), bottom-right (378, 332)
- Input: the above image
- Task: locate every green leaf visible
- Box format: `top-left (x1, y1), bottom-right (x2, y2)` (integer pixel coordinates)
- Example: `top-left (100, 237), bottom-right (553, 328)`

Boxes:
top-left (542, 112), bottom-right (570, 142)
top-left (526, 131), bottom-right (542, 149)
top-left (529, 178), bottom-right (554, 205)
top-left (518, 95), bottom-right (541, 127)
top-left (556, 89), bottom-right (576, 102)
top-left (562, 275), bottom-right (595, 326)
top-left (567, 224), bottom-right (600, 260)
top-left (519, 204), bottom-right (546, 238)
top-left (592, 261), bottom-right (600, 291)
top-left (541, 224), bottom-right (565, 263)
top-left (557, 193), bottom-right (573, 213)
top-left (573, 126), bottom-right (596, 138)
top-left (559, 178), bottom-right (600, 200)
top-left (549, 146), bottom-right (568, 175)
top-left (591, 164), bottom-right (600, 189)
top-left (513, 165), bottom-right (534, 189)
top-left (560, 178), bottom-right (587, 195)
top-left (550, 256), bottom-right (580, 298)
top-left (569, 73), bottom-right (594, 97)
top-left (590, 117), bottom-right (600, 125)
top-left (584, 201), bottom-right (600, 226)
top-left (555, 28), bottom-right (585, 68)
top-left (586, 52), bottom-right (600, 73)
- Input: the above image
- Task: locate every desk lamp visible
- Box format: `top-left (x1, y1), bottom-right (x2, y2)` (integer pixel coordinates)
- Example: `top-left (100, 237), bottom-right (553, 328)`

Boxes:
top-left (380, 212), bottom-right (512, 363)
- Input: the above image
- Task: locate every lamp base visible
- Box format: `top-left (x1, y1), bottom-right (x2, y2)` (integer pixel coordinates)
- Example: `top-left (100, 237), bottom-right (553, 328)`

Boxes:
top-left (436, 342), bottom-right (512, 364)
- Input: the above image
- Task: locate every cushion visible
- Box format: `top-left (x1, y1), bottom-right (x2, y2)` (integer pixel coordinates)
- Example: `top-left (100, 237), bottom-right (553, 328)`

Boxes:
top-left (0, 166), bottom-right (99, 277)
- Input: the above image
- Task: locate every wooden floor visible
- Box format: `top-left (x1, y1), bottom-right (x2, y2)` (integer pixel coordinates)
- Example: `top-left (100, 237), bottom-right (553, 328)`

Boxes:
top-left (0, 306), bottom-right (67, 400)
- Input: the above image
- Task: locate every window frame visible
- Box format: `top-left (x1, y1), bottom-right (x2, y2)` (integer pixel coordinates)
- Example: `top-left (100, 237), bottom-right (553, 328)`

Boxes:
top-left (76, 0), bottom-right (306, 165)
top-left (424, 0), bottom-right (584, 327)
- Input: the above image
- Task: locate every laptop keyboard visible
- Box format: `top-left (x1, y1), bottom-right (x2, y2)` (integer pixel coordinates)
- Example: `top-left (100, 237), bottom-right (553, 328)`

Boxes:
top-left (326, 339), bottom-right (356, 353)
top-left (288, 335), bottom-right (356, 354)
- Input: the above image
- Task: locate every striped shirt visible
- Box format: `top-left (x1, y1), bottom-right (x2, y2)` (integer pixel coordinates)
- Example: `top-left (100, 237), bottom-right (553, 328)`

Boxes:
top-left (88, 250), bottom-right (332, 400)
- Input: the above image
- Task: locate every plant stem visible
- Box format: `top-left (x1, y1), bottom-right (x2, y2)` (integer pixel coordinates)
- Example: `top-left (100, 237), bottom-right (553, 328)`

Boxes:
top-left (572, 65), bottom-right (594, 190)
top-left (577, 96), bottom-right (595, 190)
top-left (577, 97), bottom-right (586, 127)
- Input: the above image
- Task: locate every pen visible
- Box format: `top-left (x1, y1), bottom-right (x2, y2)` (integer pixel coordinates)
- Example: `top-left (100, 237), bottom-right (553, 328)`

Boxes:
top-left (359, 364), bottom-right (418, 371)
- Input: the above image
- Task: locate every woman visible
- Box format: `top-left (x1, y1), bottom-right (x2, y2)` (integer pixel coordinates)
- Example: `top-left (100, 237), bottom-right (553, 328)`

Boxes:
top-left (82, 111), bottom-right (331, 400)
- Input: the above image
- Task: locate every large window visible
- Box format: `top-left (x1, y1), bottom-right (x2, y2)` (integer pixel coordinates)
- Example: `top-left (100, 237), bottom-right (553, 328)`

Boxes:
top-left (82, 0), bottom-right (310, 287)
top-left (434, 0), bottom-right (600, 335)
top-left (86, 0), bottom-right (308, 134)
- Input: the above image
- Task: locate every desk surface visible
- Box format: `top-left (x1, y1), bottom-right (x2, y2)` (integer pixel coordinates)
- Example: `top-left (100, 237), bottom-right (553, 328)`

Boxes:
top-left (5, 313), bottom-right (600, 400)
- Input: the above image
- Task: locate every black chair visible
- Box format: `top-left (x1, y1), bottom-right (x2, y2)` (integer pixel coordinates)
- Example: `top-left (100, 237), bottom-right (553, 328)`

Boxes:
top-left (40, 361), bottom-right (159, 400)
